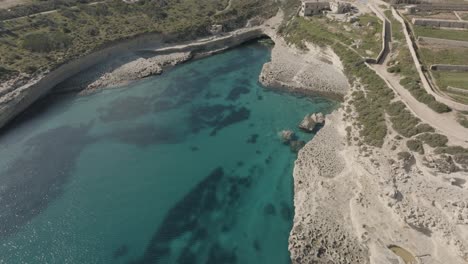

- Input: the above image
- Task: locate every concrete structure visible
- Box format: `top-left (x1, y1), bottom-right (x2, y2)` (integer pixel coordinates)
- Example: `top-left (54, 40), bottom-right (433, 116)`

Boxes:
top-left (430, 64), bottom-right (468, 72)
top-left (209, 24), bottom-right (223, 35)
top-left (404, 5), bottom-right (416, 14)
top-left (299, 0), bottom-right (351, 16)
top-left (299, 0), bottom-right (330, 16)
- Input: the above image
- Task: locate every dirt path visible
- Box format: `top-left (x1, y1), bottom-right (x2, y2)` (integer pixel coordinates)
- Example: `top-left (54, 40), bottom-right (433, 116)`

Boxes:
top-left (215, 0), bottom-right (232, 16)
top-left (371, 61), bottom-right (468, 146)
top-left (1, 1), bottom-right (104, 22)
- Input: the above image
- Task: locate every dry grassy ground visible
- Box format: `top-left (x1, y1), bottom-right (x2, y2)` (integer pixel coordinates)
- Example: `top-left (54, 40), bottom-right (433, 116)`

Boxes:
top-left (0, 0), bottom-right (29, 9)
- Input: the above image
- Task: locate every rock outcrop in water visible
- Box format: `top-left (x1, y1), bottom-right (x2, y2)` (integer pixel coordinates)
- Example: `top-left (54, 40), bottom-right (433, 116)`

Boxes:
top-left (279, 129), bottom-right (295, 143)
top-left (298, 112), bottom-right (325, 132)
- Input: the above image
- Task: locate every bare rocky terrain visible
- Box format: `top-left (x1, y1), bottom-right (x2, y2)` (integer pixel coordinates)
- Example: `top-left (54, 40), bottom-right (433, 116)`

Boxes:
top-left (259, 40), bottom-right (349, 100)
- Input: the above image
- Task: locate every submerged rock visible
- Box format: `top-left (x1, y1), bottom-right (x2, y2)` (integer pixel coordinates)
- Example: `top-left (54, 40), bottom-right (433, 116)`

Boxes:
top-left (298, 112), bottom-right (325, 132)
top-left (290, 140), bottom-right (306, 152)
top-left (279, 129), bottom-right (296, 143)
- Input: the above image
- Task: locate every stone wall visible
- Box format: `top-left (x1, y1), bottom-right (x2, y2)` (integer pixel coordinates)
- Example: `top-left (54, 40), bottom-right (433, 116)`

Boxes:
top-left (447, 86), bottom-right (468, 95)
top-left (430, 64), bottom-right (468, 72)
top-left (412, 18), bottom-right (468, 29)
top-left (366, 5), bottom-right (390, 64)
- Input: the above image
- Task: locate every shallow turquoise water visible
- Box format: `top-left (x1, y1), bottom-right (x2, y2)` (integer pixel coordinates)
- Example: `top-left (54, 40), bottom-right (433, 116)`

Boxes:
top-left (0, 41), bottom-right (335, 264)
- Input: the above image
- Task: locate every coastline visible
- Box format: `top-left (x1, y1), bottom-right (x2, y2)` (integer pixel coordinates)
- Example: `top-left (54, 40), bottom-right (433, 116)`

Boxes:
top-left (0, 25), bottom-right (268, 130)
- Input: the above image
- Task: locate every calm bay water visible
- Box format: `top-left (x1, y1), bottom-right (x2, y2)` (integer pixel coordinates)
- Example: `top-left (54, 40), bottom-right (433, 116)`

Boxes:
top-left (0, 41), bottom-right (335, 264)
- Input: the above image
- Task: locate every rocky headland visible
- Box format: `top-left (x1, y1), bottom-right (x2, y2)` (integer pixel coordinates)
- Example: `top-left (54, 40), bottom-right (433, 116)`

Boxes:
top-left (259, 40), bottom-right (349, 101)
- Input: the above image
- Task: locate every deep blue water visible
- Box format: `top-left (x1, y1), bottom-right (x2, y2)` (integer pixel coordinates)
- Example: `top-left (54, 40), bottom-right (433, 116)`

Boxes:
top-left (0, 41), bottom-right (335, 263)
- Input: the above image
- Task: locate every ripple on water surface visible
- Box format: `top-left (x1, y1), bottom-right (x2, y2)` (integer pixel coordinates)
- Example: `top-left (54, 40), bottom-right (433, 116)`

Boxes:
top-left (0, 41), bottom-right (336, 263)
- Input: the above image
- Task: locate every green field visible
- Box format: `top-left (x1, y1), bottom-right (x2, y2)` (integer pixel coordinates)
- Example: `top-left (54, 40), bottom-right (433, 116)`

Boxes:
top-left (433, 71), bottom-right (468, 90)
top-left (461, 13), bottom-right (468, 21)
top-left (414, 25), bottom-right (468, 42)
top-left (419, 47), bottom-right (468, 66)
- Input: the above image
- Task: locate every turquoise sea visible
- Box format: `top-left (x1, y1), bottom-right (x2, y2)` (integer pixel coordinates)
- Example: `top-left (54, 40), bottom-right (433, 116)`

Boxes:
top-left (0, 41), bottom-right (335, 264)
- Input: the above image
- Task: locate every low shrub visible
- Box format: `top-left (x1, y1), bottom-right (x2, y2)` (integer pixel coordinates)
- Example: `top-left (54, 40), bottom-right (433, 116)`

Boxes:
top-left (398, 151), bottom-right (412, 160)
top-left (21, 32), bottom-right (72, 52)
top-left (406, 139), bottom-right (424, 154)
top-left (417, 133), bottom-right (448, 148)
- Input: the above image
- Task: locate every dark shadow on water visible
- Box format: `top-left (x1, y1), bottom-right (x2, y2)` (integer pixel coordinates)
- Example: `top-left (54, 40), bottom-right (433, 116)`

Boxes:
top-left (246, 134), bottom-right (259, 144)
top-left (0, 124), bottom-right (93, 238)
top-left (188, 104), bottom-right (250, 136)
top-left (113, 244), bottom-right (129, 259)
top-left (102, 123), bottom-right (185, 147)
top-left (129, 166), bottom-right (255, 264)
top-left (98, 96), bottom-right (152, 122)
top-left (226, 85), bottom-right (250, 101)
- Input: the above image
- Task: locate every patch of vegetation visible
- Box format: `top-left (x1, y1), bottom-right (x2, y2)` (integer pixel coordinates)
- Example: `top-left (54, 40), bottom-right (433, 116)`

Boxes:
top-left (386, 101), bottom-right (434, 137)
top-left (434, 146), bottom-right (468, 155)
top-left (462, 13), bottom-right (468, 21)
top-left (407, 139), bottom-right (424, 154)
top-left (399, 77), bottom-right (451, 113)
top-left (416, 133), bottom-right (448, 148)
top-left (454, 153), bottom-right (468, 167)
top-left (457, 114), bottom-right (468, 128)
top-left (0, 66), bottom-right (17, 81)
top-left (21, 31), bottom-right (71, 52)
top-left (397, 151), bottom-right (412, 160)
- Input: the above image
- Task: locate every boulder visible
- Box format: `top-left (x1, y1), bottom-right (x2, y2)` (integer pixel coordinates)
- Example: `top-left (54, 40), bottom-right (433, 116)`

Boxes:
top-left (279, 129), bottom-right (296, 143)
top-left (299, 112), bottom-right (325, 132)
